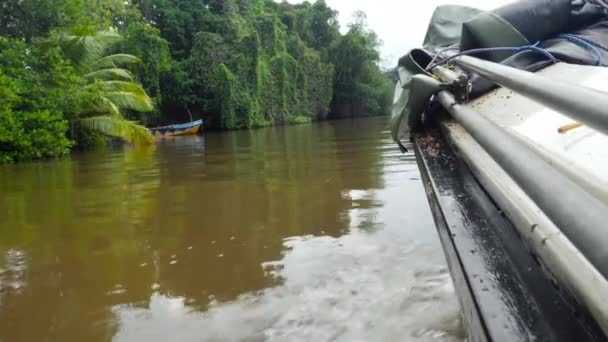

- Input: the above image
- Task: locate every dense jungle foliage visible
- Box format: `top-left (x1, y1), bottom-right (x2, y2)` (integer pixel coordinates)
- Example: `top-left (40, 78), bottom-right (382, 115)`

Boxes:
top-left (0, 0), bottom-right (394, 163)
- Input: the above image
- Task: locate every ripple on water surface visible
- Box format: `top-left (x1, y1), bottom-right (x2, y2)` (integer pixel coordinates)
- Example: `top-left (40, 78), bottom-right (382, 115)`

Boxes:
top-left (113, 233), bottom-right (462, 342)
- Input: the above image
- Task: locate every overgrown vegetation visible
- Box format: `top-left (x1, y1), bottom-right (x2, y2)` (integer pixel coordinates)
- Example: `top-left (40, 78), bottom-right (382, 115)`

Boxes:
top-left (0, 0), bottom-right (393, 163)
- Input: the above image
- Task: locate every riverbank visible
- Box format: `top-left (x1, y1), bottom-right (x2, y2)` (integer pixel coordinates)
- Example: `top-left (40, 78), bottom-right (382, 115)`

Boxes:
top-left (1, 0), bottom-right (393, 164)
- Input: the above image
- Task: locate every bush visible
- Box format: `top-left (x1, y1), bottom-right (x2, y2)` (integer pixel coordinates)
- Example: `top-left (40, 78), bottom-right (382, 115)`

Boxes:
top-left (0, 38), bottom-right (77, 163)
top-left (0, 109), bottom-right (71, 163)
top-left (289, 116), bottom-right (312, 124)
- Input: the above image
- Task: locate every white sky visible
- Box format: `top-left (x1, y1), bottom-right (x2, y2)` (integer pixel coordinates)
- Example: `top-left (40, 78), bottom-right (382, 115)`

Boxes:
top-left (287, 0), bottom-right (515, 67)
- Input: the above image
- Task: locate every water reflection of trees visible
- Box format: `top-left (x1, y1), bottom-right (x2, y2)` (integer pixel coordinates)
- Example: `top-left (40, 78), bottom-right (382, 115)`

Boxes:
top-left (0, 118), bottom-right (387, 341)
top-left (0, 146), bottom-right (160, 341)
top-left (148, 119), bottom-right (386, 306)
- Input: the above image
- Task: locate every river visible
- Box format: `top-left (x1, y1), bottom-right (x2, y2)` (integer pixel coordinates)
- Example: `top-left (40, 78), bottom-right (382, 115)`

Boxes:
top-left (0, 117), bottom-right (462, 342)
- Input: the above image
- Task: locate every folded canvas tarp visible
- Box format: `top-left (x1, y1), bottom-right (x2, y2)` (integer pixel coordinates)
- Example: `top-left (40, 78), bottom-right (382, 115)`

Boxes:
top-left (391, 0), bottom-right (608, 148)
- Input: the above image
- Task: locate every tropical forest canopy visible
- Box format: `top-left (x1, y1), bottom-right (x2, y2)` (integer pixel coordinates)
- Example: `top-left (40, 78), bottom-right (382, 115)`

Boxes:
top-left (0, 0), bottom-right (394, 163)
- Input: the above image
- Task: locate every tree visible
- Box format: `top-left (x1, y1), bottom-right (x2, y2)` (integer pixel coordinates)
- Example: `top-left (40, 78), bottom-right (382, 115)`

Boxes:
top-left (1, 0), bottom-right (394, 162)
top-left (308, 0), bottom-right (340, 52)
top-left (126, 0), bottom-right (386, 129)
top-left (328, 11), bottom-right (392, 118)
top-left (116, 21), bottom-right (172, 125)
top-left (0, 0), bottom-right (128, 41)
top-left (0, 38), bottom-right (76, 162)
top-left (52, 30), bottom-right (155, 143)
top-left (133, 0), bottom-right (213, 59)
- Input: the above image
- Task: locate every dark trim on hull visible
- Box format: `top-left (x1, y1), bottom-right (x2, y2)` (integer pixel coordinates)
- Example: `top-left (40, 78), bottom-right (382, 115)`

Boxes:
top-left (414, 123), bottom-right (606, 342)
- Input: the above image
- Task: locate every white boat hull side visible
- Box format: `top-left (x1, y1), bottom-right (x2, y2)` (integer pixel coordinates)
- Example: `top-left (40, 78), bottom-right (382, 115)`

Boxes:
top-left (468, 63), bottom-right (608, 203)
top-left (441, 120), bottom-right (608, 334)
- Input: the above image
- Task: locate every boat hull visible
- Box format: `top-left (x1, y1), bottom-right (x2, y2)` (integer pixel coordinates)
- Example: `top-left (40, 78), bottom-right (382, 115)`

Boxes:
top-left (150, 120), bottom-right (203, 138)
top-left (414, 120), bottom-right (607, 342)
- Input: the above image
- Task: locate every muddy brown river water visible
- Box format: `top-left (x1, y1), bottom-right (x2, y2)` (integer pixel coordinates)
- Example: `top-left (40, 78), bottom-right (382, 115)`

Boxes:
top-left (0, 117), bottom-right (462, 342)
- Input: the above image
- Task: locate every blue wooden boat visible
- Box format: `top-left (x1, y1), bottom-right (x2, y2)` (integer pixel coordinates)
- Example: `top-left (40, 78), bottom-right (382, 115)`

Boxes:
top-left (150, 119), bottom-right (203, 138)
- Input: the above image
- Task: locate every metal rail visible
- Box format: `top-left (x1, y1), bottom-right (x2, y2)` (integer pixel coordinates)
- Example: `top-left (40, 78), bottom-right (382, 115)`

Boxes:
top-left (454, 55), bottom-right (608, 136)
top-left (440, 119), bottom-right (608, 336)
top-left (432, 63), bottom-right (608, 334)
top-left (436, 90), bottom-right (608, 280)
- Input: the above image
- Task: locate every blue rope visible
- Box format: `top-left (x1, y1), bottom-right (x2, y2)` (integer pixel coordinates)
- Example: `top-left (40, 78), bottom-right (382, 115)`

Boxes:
top-left (428, 42), bottom-right (557, 70)
top-left (559, 34), bottom-right (604, 66)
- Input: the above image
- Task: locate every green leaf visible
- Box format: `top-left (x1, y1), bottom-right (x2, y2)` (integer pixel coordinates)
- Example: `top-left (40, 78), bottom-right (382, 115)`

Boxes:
top-left (95, 80), bottom-right (148, 94)
top-left (55, 31), bottom-right (124, 69)
top-left (105, 91), bottom-right (154, 113)
top-left (90, 54), bottom-right (141, 69)
top-left (81, 81), bottom-right (154, 115)
top-left (78, 116), bottom-right (153, 144)
top-left (84, 95), bottom-right (123, 117)
top-left (85, 68), bottom-right (134, 81)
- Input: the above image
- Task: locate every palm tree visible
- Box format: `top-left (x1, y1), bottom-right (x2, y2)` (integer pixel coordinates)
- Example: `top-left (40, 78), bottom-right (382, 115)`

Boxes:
top-left (51, 30), bottom-right (154, 144)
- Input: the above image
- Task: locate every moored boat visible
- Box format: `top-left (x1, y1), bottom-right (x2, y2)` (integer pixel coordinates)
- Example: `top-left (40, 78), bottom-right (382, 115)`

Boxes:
top-left (392, 1), bottom-right (608, 340)
top-left (150, 119), bottom-right (203, 138)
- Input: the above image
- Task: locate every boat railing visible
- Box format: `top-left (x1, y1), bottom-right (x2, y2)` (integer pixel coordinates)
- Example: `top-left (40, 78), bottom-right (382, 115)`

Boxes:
top-left (432, 60), bottom-right (608, 334)
top-left (453, 55), bottom-right (608, 136)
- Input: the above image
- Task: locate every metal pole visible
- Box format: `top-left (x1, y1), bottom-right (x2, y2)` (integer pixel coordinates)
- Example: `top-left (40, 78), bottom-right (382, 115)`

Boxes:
top-left (432, 65), bottom-right (608, 205)
top-left (436, 90), bottom-right (608, 279)
top-left (454, 55), bottom-right (608, 136)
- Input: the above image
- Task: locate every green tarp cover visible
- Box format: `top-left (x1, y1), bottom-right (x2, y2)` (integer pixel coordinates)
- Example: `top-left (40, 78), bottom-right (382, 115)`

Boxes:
top-left (390, 0), bottom-right (606, 148)
top-left (423, 5), bottom-right (483, 49)
top-left (391, 5), bottom-right (484, 149)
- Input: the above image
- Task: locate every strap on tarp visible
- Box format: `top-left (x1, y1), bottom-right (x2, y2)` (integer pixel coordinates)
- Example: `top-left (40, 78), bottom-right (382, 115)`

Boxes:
top-left (390, 50), bottom-right (442, 151)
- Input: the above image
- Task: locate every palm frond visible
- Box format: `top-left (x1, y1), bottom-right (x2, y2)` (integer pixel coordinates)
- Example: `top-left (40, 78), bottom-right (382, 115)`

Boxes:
top-left (79, 116), bottom-right (153, 144)
top-left (95, 80), bottom-right (148, 94)
top-left (94, 30), bottom-right (124, 44)
top-left (82, 80), bottom-right (154, 117)
top-left (91, 54), bottom-right (141, 69)
top-left (83, 81), bottom-right (154, 114)
top-left (85, 68), bottom-right (134, 81)
top-left (89, 96), bottom-right (123, 116)
top-left (105, 91), bottom-right (154, 113)
top-left (92, 81), bottom-right (154, 112)
top-left (56, 31), bottom-right (123, 69)
top-left (47, 29), bottom-right (157, 143)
